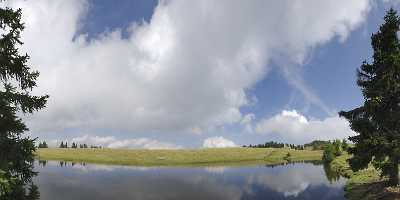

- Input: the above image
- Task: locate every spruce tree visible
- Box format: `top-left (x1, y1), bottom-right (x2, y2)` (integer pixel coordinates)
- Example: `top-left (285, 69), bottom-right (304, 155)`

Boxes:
top-left (0, 4), bottom-right (48, 198)
top-left (340, 8), bottom-right (400, 186)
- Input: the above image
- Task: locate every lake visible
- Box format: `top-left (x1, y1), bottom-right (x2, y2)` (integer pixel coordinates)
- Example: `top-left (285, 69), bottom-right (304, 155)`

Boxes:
top-left (33, 161), bottom-right (346, 200)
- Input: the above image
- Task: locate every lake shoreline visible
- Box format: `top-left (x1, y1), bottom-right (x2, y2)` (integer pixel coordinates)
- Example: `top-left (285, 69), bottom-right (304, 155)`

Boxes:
top-left (331, 154), bottom-right (400, 199)
top-left (36, 148), bottom-right (322, 167)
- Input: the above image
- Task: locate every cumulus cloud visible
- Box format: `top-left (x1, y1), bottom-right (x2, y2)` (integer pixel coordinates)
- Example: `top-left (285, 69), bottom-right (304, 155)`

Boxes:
top-left (246, 164), bottom-right (345, 197)
top-left (240, 113), bottom-right (255, 133)
top-left (48, 135), bottom-right (181, 149)
top-left (255, 110), bottom-right (355, 144)
top-left (3, 0), bottom-right (375, 137)
top-left (204, 166), bottom-right (229, 174)
top-left (203, 136), bottom-right (237, 148)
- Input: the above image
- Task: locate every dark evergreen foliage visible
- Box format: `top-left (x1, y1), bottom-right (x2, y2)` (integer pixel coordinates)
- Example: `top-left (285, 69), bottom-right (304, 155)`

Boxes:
top-left (341, 139), bottom-right (349, 152)
top-left (244, 141), bottom-right (306, 150)
top-left (303, 140), bottom-right (331, 150)
top-left (38, 141), bottom-right (48, 148)
top-left (339, 8), bottom-right (400, 186)
top-left (0, 4), bottom-right (48, 199)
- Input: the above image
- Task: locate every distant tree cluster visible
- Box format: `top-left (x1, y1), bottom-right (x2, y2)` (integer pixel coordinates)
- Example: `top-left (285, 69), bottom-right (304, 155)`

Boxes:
top-left (71, 142), bottom-right (78, 148)
top-left (59, 141), bottom-right (68, 148)
top-left (303, 140), bottom-right (331, 150)
top-left (288, 144), bottom-right (305, 150)
top-left (242, 141), bottom-right (284, 148)
top-left (58, 141), bottom-right (102, 149)
top-left (243, 141), bottom-right (304, 150)
top-left (243, 139), bottom-right (350, 153)
top-left (37, 141), bottom-right (48, 148)
top-left (322, 139), bottom-right (348, 163)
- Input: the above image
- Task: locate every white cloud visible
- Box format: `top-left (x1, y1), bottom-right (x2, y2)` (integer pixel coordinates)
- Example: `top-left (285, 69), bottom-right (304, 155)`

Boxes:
top-left (70, 164), bottom-right (153, 173)
top-left (255, 110), bottom-right (355, 144)
top-left (203, 136), bottom-right (237, 148)
top-left (3, 0), bottom-right (375, 136)
top-left (246, 164), bottom-right (345, 197)
top-left (48, 135), bottom-right (181, 149)
top-left (240, 113), bottom-right (255, 133)
top-left (204, 166), bottom-right (229, 174)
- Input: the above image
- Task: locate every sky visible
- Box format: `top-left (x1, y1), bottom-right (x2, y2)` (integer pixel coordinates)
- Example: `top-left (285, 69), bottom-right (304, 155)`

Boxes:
top-left (5, 0), bottom-right (400, 149)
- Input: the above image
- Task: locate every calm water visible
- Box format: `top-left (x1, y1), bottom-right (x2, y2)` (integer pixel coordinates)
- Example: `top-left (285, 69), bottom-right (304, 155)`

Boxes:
top-left (33, 161), bottom-right (346, 200)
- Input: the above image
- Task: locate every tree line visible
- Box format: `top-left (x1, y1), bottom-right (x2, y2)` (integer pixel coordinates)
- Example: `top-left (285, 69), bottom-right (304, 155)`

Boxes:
top-left (37, 141), bottom-right (103, 149)
top-left (37, 141), bottom-right (48, 148)
top-left (242, 140), bottom-right (343, 150)
top-left (242, 141), bottom-right (305, 150)
top-left (59, 141), bottom-right (102, 149)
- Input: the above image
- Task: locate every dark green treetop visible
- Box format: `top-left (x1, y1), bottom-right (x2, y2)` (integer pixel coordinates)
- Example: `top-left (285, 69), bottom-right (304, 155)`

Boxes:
top-left (0, 5), bottom-right (48, 199)
top-left (339, 8), bottom-right (400, 186)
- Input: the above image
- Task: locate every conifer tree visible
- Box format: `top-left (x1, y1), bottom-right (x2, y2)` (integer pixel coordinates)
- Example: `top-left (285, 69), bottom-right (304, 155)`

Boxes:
top-left (0, 4), bottom-right (48, 198)
top-left (340, 8), bottom-right (400, 186)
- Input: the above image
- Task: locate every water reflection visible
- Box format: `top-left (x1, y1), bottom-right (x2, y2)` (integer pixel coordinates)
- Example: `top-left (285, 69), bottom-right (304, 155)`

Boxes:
top-left (33, 161), bottom-right (347, 200)
top-left (38, 160), bottom-right (47, 168)
top-left (264, 160), bottom-right (323, 168)
top-left (244, 164), bottom-right (345, 198)
top-left (0, 160), bottom-right (40, 200)
top-left (323, 163), bottom-right (342, 183)
top-left (0, 183), bottom-right (39, 200)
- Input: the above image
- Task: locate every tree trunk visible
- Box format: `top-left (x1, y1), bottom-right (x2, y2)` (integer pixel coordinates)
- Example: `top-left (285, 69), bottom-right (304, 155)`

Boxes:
top-left (389, 157), bottom-right (399, 186)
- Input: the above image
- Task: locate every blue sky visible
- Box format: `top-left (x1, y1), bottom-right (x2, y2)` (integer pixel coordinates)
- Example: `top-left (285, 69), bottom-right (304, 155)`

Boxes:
top-left (9, 0), bottom-right (400, 148)
top-left (79, 0), bottom-right (157, 38)
top-left (77, 0), bottom-right (386, 118)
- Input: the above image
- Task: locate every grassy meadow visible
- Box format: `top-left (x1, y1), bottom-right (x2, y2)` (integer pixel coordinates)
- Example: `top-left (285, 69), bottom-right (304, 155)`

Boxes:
top-left (330, 154), bottom-right (400, 200)
top-left (36, 147), bottom-right (322, 167)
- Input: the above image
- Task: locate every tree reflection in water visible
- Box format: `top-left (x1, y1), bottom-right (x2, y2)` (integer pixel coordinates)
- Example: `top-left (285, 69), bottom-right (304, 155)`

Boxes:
top-left (265, 160), bottom-right (343, 184)
top-left (323, 163), bottom-right (341, 183)
top-left (0, 159), bottom-right (40, 200)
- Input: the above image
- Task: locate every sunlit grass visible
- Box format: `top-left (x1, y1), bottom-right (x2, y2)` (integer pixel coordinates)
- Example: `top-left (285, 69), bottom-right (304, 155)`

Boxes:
top-left (36, 148), bottom-right (322, 167)
top-left (331, 154), bottom-right (388, 200)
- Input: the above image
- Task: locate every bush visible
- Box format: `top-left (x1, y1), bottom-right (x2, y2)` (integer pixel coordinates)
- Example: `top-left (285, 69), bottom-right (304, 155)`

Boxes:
top-left (323, 144), bottom-right (336, 163)
top-left (322, 140), bottom-right (344, 163)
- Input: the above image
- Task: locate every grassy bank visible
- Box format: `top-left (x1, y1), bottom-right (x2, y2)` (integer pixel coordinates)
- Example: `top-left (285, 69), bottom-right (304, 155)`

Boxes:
top-left (36, 148), bottom-right (322, 167)
top-left (331, 154), bottom-right (400, 200)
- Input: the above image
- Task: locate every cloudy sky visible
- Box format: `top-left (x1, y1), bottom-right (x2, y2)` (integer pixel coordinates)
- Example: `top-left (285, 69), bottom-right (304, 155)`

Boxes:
top-left (6, 0), bottom-right (399, 148)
